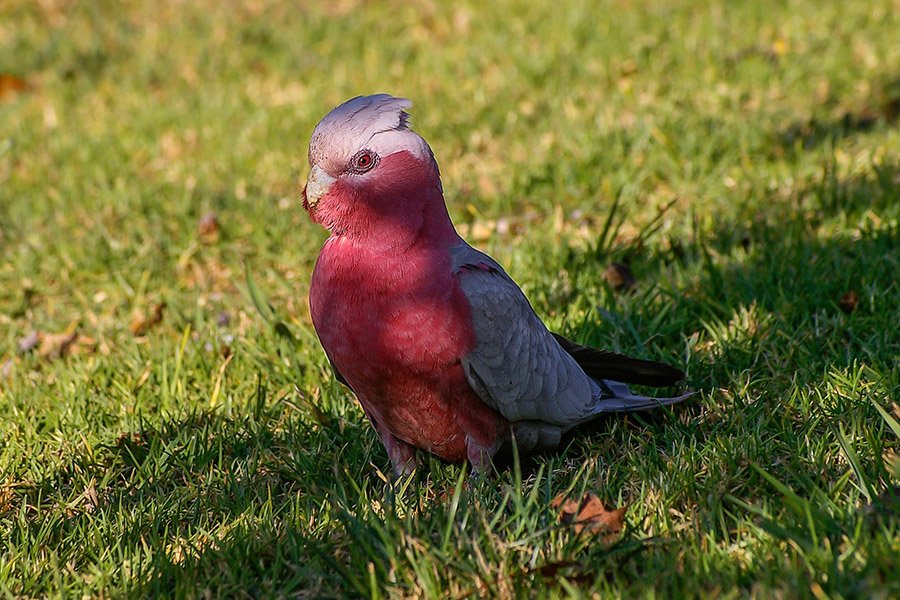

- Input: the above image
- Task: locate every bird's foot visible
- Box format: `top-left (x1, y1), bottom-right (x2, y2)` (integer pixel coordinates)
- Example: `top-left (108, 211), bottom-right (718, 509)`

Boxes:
top-left (390, 452), bottom-right (418, 478)
top-left (380, 429), bottom-right (418, 478)
top-left (367, 413), bottom-right (419, 478)
top-left (465, 435), bottom-right (497, 477)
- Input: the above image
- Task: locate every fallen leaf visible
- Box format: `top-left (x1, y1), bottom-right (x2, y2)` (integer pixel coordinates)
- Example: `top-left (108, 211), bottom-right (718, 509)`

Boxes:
top-left (38, 330), bottom-right (80, 359)
top-left (198, 212), bottom-right (220, 244)
top-left (17, 331), bottom-right (39, 354)
top-left (18, 329), bottom-right (95, 360)
top-left (551, 492), bottom-right (627, 539)
top-left (530, 560), bottom-right (581, 578)
top-left (130, 303), bottom-right (166, 336)
top-left (838, 290), bottom-right (859, 313)
top-left (0, 74), bottom-right (30, 101)
top-left (604, 262), bottom-right (636, 292)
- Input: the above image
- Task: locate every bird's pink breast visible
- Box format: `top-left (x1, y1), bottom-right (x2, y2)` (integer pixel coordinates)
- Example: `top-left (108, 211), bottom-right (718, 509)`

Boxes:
top-left (310, 235), bottom-right (506, 461)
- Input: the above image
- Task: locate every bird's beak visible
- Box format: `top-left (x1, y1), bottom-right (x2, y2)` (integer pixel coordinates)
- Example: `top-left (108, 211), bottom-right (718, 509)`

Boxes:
top-left (303, 165), bottom-right (335, 211)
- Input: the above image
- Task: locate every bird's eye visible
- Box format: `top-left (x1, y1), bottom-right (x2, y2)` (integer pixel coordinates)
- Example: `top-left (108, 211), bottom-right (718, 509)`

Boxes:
top-left (351, 150), bottom-right (378, 173)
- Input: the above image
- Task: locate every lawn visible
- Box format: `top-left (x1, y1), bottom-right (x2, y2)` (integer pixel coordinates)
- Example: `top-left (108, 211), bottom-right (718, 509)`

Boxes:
top-left (1, 0), bottom-right (898, 597)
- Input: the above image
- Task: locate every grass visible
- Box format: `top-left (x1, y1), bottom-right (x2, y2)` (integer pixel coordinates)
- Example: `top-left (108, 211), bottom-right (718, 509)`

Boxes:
top-left (1, 0), bottom-right (898, 596)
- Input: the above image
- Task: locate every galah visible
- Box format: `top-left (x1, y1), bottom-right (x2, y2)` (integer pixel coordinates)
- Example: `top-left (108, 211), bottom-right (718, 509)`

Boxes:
top-left (303, 94), bottom-right (691, 474)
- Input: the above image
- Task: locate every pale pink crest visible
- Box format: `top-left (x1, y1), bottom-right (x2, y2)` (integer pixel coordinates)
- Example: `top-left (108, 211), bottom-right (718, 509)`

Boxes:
top-left (308, 94), bottom-right (432, 176)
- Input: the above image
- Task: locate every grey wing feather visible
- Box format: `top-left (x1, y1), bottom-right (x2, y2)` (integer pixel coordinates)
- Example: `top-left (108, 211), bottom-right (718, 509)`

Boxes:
top-left (452, 244), bottom-right (600, 428)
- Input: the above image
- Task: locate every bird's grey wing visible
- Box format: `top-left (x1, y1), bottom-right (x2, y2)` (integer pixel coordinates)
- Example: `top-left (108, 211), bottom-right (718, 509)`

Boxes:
top-left (451, 243), bottom-right (600, 428)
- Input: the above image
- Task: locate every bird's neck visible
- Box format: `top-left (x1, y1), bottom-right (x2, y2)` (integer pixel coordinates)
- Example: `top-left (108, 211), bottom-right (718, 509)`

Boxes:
top-left (317, 177), bottom-right (460, 296)
top-left (328, 200), bottom-right (459, 265)
top-left (334, 156), bottom-right (460, 254)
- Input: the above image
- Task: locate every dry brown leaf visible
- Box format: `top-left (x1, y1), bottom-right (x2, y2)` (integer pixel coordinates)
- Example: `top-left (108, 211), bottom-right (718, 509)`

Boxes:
top-left (0, 74), bottom-right (30, 101)
top-left (604, 262), bottom-right (636, 292)
top-left (18, 329), bottom-right (95, 360)
top-left (838, 290), bottom-right (859, 314)
top-left (198, 212), bottom-right (220, 244)
top-left (525, 560), bottom-right (596, 586)
top-left (39, 330), bottom-right (83, 359)
top-left (529, 560), bottom-right (581, 578)
top-left (130, 303), bottom-right (166, 336)
top-left (551, 492), bottom-right (626, 539)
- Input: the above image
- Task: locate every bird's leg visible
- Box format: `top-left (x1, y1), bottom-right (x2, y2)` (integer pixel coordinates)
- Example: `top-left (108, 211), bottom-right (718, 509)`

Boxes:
top-left (465, 435), bottom-right (496, 476)
top-left (371, 417), bottom-right (418, 477)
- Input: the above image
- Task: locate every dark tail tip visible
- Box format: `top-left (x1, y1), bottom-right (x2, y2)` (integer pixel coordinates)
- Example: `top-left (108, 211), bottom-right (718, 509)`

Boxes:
top-left (552, 332), bottom-right (685, 387)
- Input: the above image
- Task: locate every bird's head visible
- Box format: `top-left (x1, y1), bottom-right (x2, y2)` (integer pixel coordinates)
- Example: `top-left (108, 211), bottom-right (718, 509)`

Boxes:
top-left (302, 94), bottom-right (450, 243)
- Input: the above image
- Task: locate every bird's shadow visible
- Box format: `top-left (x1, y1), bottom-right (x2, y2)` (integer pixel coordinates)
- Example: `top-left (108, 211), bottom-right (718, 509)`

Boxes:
top-left (518, 144), bottom-right (898, 512)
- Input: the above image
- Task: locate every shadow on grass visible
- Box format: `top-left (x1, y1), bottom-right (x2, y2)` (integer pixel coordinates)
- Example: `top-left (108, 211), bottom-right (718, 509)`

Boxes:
top-left (553, 156), bottom-right (898, 380)
top-left (126, 404), bottom-right (387, 597)
top-left (775, 76), bottom-right (900, 153)
top-left (532, 159), bottom-right (897, 493)
top-left (685, 167), bottom-right (897, 380)
top-left (6, 392), bottom-right (382, 596)
top-left (500, 163), bottom-right (898, 596)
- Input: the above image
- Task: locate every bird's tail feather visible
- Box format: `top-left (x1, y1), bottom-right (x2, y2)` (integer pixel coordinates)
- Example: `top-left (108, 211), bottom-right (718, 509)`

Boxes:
top-left (592, 379), bottom-right (694, 412)
top-left (553, 332), bottom-right (685, 387)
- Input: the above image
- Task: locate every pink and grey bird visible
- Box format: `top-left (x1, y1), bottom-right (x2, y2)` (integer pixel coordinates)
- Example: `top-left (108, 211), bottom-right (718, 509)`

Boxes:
top-left (303, 94), bottom-right (690, 474)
